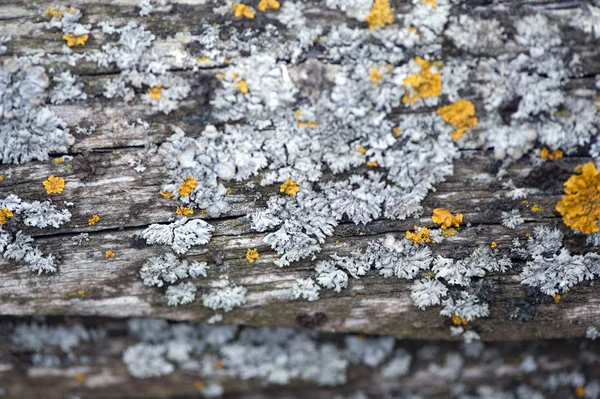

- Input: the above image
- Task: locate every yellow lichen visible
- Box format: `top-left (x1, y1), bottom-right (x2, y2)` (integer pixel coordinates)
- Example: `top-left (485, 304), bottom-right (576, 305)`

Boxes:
top-left (406, 226), bottom-right (431, 245)
top-left (280, 178), bottom-right (299, 196)
top-left (357, 146), bottom-right (367, 155)
top-left (176, 206), bottom-right (194, 216)
top-left (88, 214), bottom-right (100, 225)
top-left (105, 250), bottom-right (115, 258)
top-left (0, 208), bottom-right (14, 225)
top-left (555, 162), bottom-right (600, 234)
top-left (179, 176), bottom-right (197, 197)
top-left (201, 209), bottom-right (207, 215)
top-left (366, 161), bottom-right (379, 167)
top-left (540, 147), bottom-right (564, 160)
top-left (442, 228), bottom-right (458, 237)
top-left (294, 110), bottom-right (319, 128)
top-left (232, 4), bottom-right (255, 19)
top-left (148, 84), bottom-right (163, 99)
top-left (402, 57), bottom-right (442, 105)
top-left (258, 0), bottom-right (280, 12)
top-left (225, 187), bottom-right (232, 194)
top-left (420, 0), bottom-right (438, 7)
top-left (451, 314), bottom-right (468, 325)
top-left (576, 386), bottom-right (587, 398)
top-left (246, 248), bottom-right (259, 263)
top-left (54, 157), bottom-right (64, 164)
top-left (369, 67), bottom-right (384, 85)
top-left (194, 380), bottom-right (205, 390)
top-left (392, 126), bottom-right (401, 136)
top-left (554, 294), bottom-right (561, 303)
top-left (365, 0), bottom-right (394, 30)
top-left (436, 99), bottom-right (478, 141)
top-left (431, 208), bottom-right (463, 229)
top-left (491, 241), bottom-right (497, 249)
top-left (0, 175), bottom-right (4, 182)
top-left (530, 204), bottom-right (543, 213)
top-left (62, 33), bottom-right (89, 47)
top-left (197, 56), bottom-right (211, 62)
top-left (159, 190), bottom-right (174, 199)
top-left (235, 80), bottom-right (249, 93)
top-left (75, 374), bottom-right (87, 383)
top-left (43, 176), bottom-right (65, 194)
top-left (45, 7), bottom-right (63, 19)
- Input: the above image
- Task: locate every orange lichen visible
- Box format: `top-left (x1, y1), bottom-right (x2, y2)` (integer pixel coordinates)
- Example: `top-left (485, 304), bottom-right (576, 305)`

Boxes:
top-left (555, 162), bottom-right (600, 234)
top-left (369, 67), bottom-right (384, 85)
top-left (540, 147), bottom-right (564, 160)
top-left (194, 380), bottom-right (205, 390)
top-left (43, 176), bottom-right (65, 194)
top-left (442, 228), bottom-right (458, 237)
top-left (258, 0), bottom-right (280, 12)
top-left (159, 190), bottom-right (174, 199)
top-left (201, 209), bottom-right (207, 215)
top-left (294, 110), bottom-right (319, 128)
top-left (232, 4), bottom-right (255, 19)
top-left (179, 176), bottom-right (197, 197)
top-left (88, 214), bottom-right (100, 225)
top-left (357, 146), bottom-right (367, 155)
top-left (420, 0), bottom-right (438, 7)
top-left (406, 226), bottom-right (431, 245)
top-left (366, 161), bottom-right (378, 167)
top-left (176, 206), bottom-right (194, 216)
top-left (576, 386), bottom-right (587, 398)
top-left (530, 204), bottom-right (543, 213)
top-left (402, 57), bottom-right (442, 105)
top-left (554, 294), bottom-right (561, 303)
top-left (45, 7), bottom-right (63, 19)
top-left (280, 178), bottom-right (299, 196)
top-left (75, 374), bottom-right (87, 383)
top-left (451, 314), bottom-right (468, 325)
top-left (436, 99), bottom-right (478, 141)
top-left (365, 0), bottom-right (394, 30)
top-left (392, 127), bottom-right (401, 136)
top-left (105, 250), bottom-right (115, 258)
top-left (235, 80), bottom-right (249, 94)
top-left (491, 241), bottom-right (497, 249)
top-left (0, 208), bottom-right (14, 225)
top-left (431, 208), bottom-right (463, 229)
top-left (246, 248), bottom-right (259, 263)
top-left (62, 34), bottom-right (89, 47)
top-left (148, 84), bottom-right (163, 99)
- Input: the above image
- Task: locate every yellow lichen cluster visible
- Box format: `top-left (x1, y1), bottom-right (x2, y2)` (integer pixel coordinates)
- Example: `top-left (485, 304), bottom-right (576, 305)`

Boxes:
top-left (280, 178), bottom-right (299, 196)
top-left (160, 190), bottom-right (174, 199)
top-left (246, 248), bottom-right (259, 263)
top-left (369, 68), bottom-right (384, 85)
top-left (555, 162), bottom-right (600, 234)
top-left (148, 84), bottom-right (163, 99)
top-left (540, 147), bottom-right (564, 160)
top-left (452, 314), bottom-right (469, 325)
top-left (43, 176), bottom-right (65, 194)
top-left (357, 146), bottom-right (367, 155)
top-left (0, 208), bottom-right (14, 225)
top-left (392, 127), bottom-right (401, 136)
top-left (402, 57), bottom-right (442, 105)
top-left (235, 80), bottom-right (249, 94)
top-left (366, 161), bottom-right (378, 167)
top-left (405, 226), bottom-right (431, 245)
top-left (442, 228), bottom-right (458, 237)
top-left (55, 157), bottom-right (64, 164)
top-left (62, 34), bottom-right (89, 47)
top-left (176, 206), bottom-right (194, 216)
top-left (554, 294), bottom-right (561, 303)
top-left (232, 4), bottom-right (255, 19)
top-left (420, 0), bottom-right (438, 7)
top-left (365, 0), bottom-right (394, 30)
top-left (530, 204), bottom-right (543, 213)
top-left (179, 176), bottom-right (197, 197)
top-left (258, 0), bottom-right (280, 12)
top-left (490, 241), bottom-right (497, 249)
top-left (45, 7), bottom-right (63, 19)
top-left (88, 214), bottom-right (100, 225)
top-left (436, 99), bottom-right (478, 141)
top-left (105, 250), bottom-right (115, 258)
top-left (431, 208), bottom-right (463, 229)
top-left (294, 110), bottom-right (319, 128)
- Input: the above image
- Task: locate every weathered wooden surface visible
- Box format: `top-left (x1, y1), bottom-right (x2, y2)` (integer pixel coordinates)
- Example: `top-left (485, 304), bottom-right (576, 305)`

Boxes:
top-left (1, 0), bottom-right (600, 343)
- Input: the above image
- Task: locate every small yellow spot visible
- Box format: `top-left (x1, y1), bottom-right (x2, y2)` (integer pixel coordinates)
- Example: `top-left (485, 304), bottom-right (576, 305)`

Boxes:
top-left (160, 190), bottom-right (174, 199)
top-left (451, 314), bottom-right (468, 325)
top-left (197, 56), bottom-right (211, 62)
top-left (148, 84), bottom-right (163, 99)
top-left (75, 374), bottom-right (86, 383)
top-left (420, 0), bottom-right (438, 7)
top-left (215, 73), bottom-right (225, 80)
top-left (194, 380), bottom-right (205, 390)
top-left (407, 26), bottom-right (419, 35)
top-left (231, 72), bottom-right (240, 79)
top-left (45, 7), bottom-right (63, 19)
top-left (67, 164), bottom-right (72, 169)
top-left (0, 208), bottom-right (14, 225)
top-left (179, 176), bottom-right (197, 197)
top-left (576, 386), bottom-right (586, 398)
top-left (43, 176), bottom-right (65, 194)
top-left (246, 248), bottom-right (259, 263)
top-left (215, 360), bottom-right (224, 369)
top-left (54, 157), bottom-right (64, 164)
top-left (436, 99), bottom-right (478, 141)
top-left (522, 200), bottom-right (529, 205)
top-left (280, 178), bottom-right (299, 196)
top-left (426, 271), bottom-right (437, 278)
top-left (62, 34), bottom-right (89, 47)
top-left (232, 4), bottom-right (255, 19)
top-left (392, 127), bottom-right (401, 136)
top-left (491, 241), bottom-right (497, 249)
top-left (0, 175), bottom-right (4, 182)
top-left (366, 161), bottom-right (378, 167)
top-left (66, 6), bottom-right (76, 13)
top-left (365, 0), bottom-right (394, 30)
top-left (78, 289), bottom-right (85, 296)
top-left (554, 294), bottom-right (561, 303)
top-left (402, 57), bottom-right (442, 105)
top-left (176, 206), bottom-right (194, 216)
top-left (258, 0), bottom-right (280, 12)
top-left (105, 250), bottom-right (115, 258)
top-left (442, 228), bottom-right (458, 237)
top-left (556, 162), bottom-right (600, 234)
top-left (88, 214), bottom-right (100, 225)
top-left (369, 67), bottom-right (384, 85)
top-left (530, 204), bottom-right (543, 213)
top-left (406, 226), bottom-right (431, 245)
top-left (226, 187), bottom-right (232, 194)
top-left (294, 110), bottom-right (319, 128)
top-left (335, 240), bottom-right (340, 244)
top-left (357, 146), bottom-right (367, 155)
top-left (540, 147), bottom-right (563, 160)
top-left (432, 208), bottom-right (463, 229)
top-left (525, 232), bottom-right (532, 238)
top-left (201, 209), bottom-right (207, 215)
top-left (235, 80), bottom-right (249, 94)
